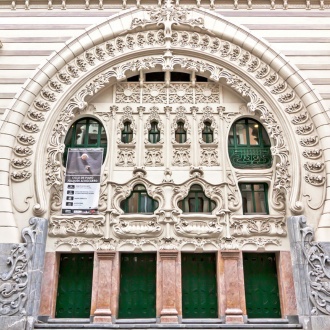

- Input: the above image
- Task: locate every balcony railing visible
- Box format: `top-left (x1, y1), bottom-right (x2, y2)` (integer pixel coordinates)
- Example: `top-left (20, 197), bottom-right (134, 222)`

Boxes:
top-left (228, 146), bottom-right (272, 168)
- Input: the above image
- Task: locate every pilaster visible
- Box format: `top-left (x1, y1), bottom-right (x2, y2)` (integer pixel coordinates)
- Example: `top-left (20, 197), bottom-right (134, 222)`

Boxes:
top-left (220, 250), bottom-right (245, 324)
top-left (92, 251), bottom-right (117, 323)
top-left (158, 250), bottom-right (180, 323)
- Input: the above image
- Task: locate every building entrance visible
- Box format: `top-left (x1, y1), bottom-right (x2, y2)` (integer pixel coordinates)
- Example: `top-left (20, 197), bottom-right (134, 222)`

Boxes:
top-left (118, 253), bottom-right (156, 318)
top-left (182, 253), bottom-right (218, 318)
top-left (243, 253), bottom-right (281, 318)
top-left (55, 253), bottom-right (94, 318)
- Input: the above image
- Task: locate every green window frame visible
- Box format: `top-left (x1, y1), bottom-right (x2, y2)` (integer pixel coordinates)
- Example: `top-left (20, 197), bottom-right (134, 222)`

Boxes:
top-left (228, 118), bottom-right (272, 168)
top-left (175, 121), bottom-right (187, 143)
top-left (63, 117), bottom-right (107, 164)
top-left (148, 121), bottom-right (160, 144)
top-left (239, 183), bottom-right (269, 214)
top-left (121, 121), bottom-right (133, 143)
top-left (120, 184), bottom-right (159, 214)
top-left (178, 184), bottom-right (216, 213)
top-left (202, 121), bottom-right (213, 143)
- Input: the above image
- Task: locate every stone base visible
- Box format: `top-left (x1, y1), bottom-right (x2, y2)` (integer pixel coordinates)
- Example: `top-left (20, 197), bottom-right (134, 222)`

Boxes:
top-left (225, 308), bottom-right (244, 324)
top-left (93, 315), bottom-right (112, 323)
top-left (160, 308), bottom-right (179, 323)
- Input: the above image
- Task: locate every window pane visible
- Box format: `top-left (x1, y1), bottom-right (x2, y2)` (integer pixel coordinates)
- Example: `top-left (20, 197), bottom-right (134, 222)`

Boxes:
top-left (248, 121), bottom-right (260, 145)
top-left (128, 193), bottom-right (139, 213)
top-left (236, 122), bottom-right (247, 145)
top-left (255, 191), bottom-right (266, 213)
top-left (100, 127), bottom-right (107, 145)
top-left (242, 191), bottom-right (253, 214)
top-left (261, 127), bottom-right (271, 146)
top-left (75, 123), bottom-right (86, 145)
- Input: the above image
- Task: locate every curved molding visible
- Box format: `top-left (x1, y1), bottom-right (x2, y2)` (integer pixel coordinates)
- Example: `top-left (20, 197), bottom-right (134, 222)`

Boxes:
top-left (1, 3), bottom-right (328, 239)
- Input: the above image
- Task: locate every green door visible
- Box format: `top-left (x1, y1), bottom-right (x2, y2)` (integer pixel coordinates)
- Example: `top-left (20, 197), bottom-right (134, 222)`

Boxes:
top-left (55, 253), bottom-right (94, 318)
top-left (243, 253), bottom-right (281, 318)
top-left (118, 253), bottom-right (156, 318)
top-left (182, 253), bottom-right (218, 318)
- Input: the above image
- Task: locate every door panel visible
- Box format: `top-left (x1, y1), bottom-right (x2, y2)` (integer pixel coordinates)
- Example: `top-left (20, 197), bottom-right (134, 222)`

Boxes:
top-left (119, 253), bottom-right (156, 318)
top-left (182, 253), bottom-right (217, 318)
top-left (243, 253), bottom-right (281, 318)
top-left (56, 253), bottom-right (94, 318)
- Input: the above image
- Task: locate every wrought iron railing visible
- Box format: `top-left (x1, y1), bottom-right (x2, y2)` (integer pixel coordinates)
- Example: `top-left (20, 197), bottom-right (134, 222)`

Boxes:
top-left (228, 146), bottom-right (272, 168)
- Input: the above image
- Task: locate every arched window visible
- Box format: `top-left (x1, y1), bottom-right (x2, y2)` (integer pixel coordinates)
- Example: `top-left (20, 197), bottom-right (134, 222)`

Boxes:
top-left (64, 117), bottom-right (107, 164)
top-left (120, 184), bottom-right (159, 214)
top-left (228, 118), bottom-right (271, 168)
top-left (178, 184), bottom-right (216, 213)
top-left (175, 121), bottom-right (187, 143)
top-left (148, 121), bottom-right (160, 143)
top-left (202, 121), bottom-right (213, 143)
top-left (121, 121), bottom-right (133, 143)
top-left (239, 183), bottom-right (269, 214)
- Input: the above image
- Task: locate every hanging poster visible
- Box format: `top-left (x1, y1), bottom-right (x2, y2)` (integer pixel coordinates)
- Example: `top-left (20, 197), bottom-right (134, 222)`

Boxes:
top-left (62, 148), bottom-right (103, 215)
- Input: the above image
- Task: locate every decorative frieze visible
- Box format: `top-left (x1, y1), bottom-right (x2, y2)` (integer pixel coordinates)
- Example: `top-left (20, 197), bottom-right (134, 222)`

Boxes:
top-left (49, 215), bottom-right (105, 237)
top-left (230, 215), bottom-right (286, 237)
top-left (174, 218), bottom-right (222, 238)
top-left (113, 218), bottom-right (162, 238)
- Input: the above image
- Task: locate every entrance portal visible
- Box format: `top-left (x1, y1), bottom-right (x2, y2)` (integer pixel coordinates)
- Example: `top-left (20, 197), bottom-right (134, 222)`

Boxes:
top-left (243, 253), bottom-right (281, 318)
top-left (182, 253), bottom-right (218, 318)
top-left (55, 253), bottom-right (94, 318)
top-left (118, 253), bottom-right (156, 318)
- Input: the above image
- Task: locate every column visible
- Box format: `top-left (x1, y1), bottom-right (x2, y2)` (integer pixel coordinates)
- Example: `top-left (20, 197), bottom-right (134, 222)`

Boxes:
top-left (158, 250), bottom-right (180, 323)
top-left (39, 252), bottom-right (59, 320)
top-left (221, 251), bottom-right (245, 324)
top-left (277, 251), bottom-right (297, 318)
top-left (92, 251), bottom-right (117, 323)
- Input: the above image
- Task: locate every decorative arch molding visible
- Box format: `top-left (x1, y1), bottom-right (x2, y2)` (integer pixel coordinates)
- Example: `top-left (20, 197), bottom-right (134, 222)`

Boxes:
top-left (1, 2), bottom-right (329, 242)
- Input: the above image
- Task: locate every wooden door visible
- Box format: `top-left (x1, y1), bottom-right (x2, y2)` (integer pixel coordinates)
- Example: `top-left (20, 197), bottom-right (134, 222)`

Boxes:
top-left (182, 253), bottom-right (218, 318)
top-left (55, 253), bottom-right (94, 318)
top-left (243, 253), bottom-right (281, 318)
top-left (118, 253), bottom-right (156, 318)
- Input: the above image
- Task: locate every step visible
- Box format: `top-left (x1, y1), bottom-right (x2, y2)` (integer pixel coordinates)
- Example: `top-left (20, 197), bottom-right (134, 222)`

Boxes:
top-left (34, 322), bottom-right (303, 329)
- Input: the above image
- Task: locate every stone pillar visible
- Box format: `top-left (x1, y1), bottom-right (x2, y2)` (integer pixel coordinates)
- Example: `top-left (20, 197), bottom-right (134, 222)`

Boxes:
top-left (277, 251), bottom-right (297, 319)
top-left (92, 251), bottom-right (116, 323)
top-left (221, 251), bottom-right (245, 324)
top-left (39, 252), bottom-right (59, 319)
top-left (158, 250), bottom-right (180, 323)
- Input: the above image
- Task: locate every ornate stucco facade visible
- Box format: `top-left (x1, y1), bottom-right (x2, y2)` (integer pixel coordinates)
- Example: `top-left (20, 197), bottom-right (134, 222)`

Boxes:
top-left (1, 1), bottom-right (330, 329)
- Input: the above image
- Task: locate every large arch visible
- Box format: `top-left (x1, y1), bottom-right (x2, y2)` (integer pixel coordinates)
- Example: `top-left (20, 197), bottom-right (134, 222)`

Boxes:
top-left (1, 2), bottom-right (329, 243)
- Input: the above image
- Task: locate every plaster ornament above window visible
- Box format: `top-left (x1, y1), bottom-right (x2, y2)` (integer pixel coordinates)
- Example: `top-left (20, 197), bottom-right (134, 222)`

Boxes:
top-left (172, 147), bottom-right (190, 166)
top-left (22, 122), bottom-right (39, 133)
top-left (145, 149), bottom-right (164, 166)
top-left (117, 106), bottom-right (136, 145)
top-left (14, 146), bottom-right (33, 157)
top-left (116, 83), bottom-right (141, 103)
top-left (174, 219), bottom-right (222, 238)
top-left (17, 134), bottom-right (36, 146)
top-left (34, 100), bottom-right (51, 112)
top-left (145, 107), bottom-right (164, 145)
top-left (304, 162), bottom-right (324, 173)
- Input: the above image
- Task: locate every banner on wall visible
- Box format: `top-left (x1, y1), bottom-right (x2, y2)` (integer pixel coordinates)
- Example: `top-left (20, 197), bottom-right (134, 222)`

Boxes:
top-left (62, 148), bottom-right (103, 215)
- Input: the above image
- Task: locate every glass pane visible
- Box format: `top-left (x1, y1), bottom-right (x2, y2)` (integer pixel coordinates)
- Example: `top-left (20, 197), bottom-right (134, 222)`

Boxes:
top-left (188, 198), bottom-right (196, 212)
top-left (242, 191), bottom-right (253, 214)
top-left (140, 193), bottom-right (149, 212)
top-left (255, 191), bottom-right (266, 213)
top-left (75, 123), bottom-right (86, 145)
top-left (236, 122), bottom-right (247, 145)
top-left (100, 127), bottom-right (107, 145)
top-left (241, 184), bottom-right (251, 191)
top-left (248, 121), bottom-right (260, 146)
top-left (254, 184), bottom-right (265, 192)
top-left (228, 126), bottom-right (234, 146)
top-left (128, 193), bottom-right (139, 213)
top-left (261, 126), bottom-right (271, 146)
